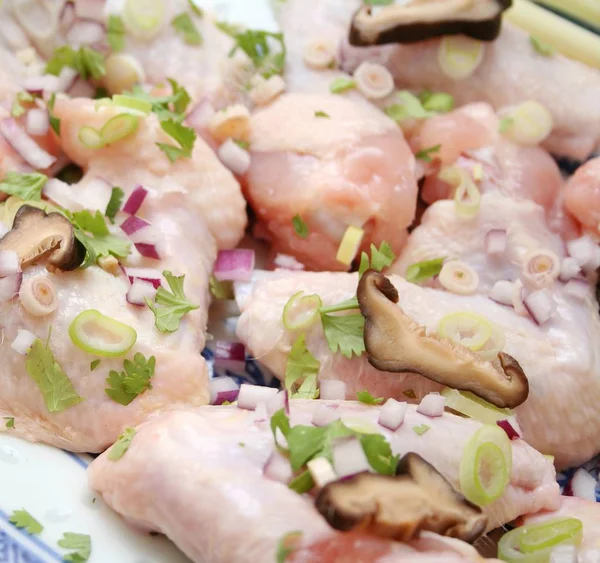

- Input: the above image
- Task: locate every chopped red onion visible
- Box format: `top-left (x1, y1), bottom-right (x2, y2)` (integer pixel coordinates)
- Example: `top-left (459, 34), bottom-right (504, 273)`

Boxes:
top-left (57, 67), bottom-right (78, 92)
top-left (209, 376), bottom-right (240, 405)
top-left (416, 393), bottom-right (445, 417)
top-left (74, 0), bottom-right (107, 21)
top-left (122, 185), bottom-right (148, 215)
top-left (312, 404), bottom-right (341, 427)
top-left (126, 278), bottom-right (157, 306)
top-left (489, 280), bottom-right (515, 306)
top-left (378, 398), bottom-right (408, 431)
top-left (23, 75), bottom-right (60, 95)
top-left (307, 457), bottom-right (338, 489)
top-left (43, 178), bottom-right (83, 211)
top-left (0, 273), bottom-right (23, 303)
top-left (485, 229), bottom-right (507, 256)
top-left (559, 257), bottom-right (581, 282)
top-left (123, 267), bottom-right (163, 289)
top-left (11, 329), bottom-right (36, 355)
top-left (134, 243), bottom-right (160, 260)
top-left (0, 118), bottom-right (56, 170)
top-left (66, 20), bottom-right (105, 45)
top-left (0, 250), bottom-right (20, 277)
top-left (26, 109), bottom-right (49, 137)
top-left (332, 438), bottom-right (371, 478)
top-left (121, 215), bottom-right (151, 236)
top-left (523, 289), bottom-right (556, 325)
top-left (214, 341), bottom-right (246, 372)
top-left (496, 419), bottom-right (520, 440)
top-left (185, 100), bottom-right (215, 132)
top-left (68, 79), bottom-right (96, 99)
top-left (570, 468), bottom-right (597, 502)
top-left (214, 249), bottom-right (255, 282)
top-left (237, 384), bottom-right (278, 410)
top-left (217, 139), bottom-right (251, 176)
top-left (319, 380), bottom-right (346, 401)
top-left (564, 278), bottom-right (591, 300)
top-left (263, 451), bottom-right (293, 483)
top-left (267, 390), bottom-right (289, 416)
top-left (567, 235), bottom-right (600, 271)
top-left (274, 254), bottom-right (305, 271)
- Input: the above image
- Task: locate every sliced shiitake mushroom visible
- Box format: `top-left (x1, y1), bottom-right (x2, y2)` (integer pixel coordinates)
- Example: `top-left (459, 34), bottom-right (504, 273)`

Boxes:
top-left (0, 205), bottom-right (85, 271)
top-left (316, 453), bottom-right (487, 543)
top-left (357, 270), bottom-right (528, 408)
top-left (349, 0), bottom-right (512, 47)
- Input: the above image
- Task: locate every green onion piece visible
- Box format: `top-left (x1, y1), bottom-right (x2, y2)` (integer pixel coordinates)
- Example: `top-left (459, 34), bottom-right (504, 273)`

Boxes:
top-left (497, 517), bottom-right (583, 563)
top-left (330, 77), bottom-right (356, 94)
top-left (100, 113), bottom-right (139, 145)
top-left (78, 126), bottom-right (104, 149)
top-left (282, 291), bottom-right (322, 331)
top-left (405, 257), bottom-right (445, 284)
top-left (69, 310), bottom-right (137, 357)
top-left (441, 388), bottom-right (513, 425)
top-left (439, 165), bottom-right (481, 218)
top-left (422, 92), bottom-right (454, 113)
top-left (112, 95), bottom-right (152, 115)
top-left (123, 0), bottom-right (166, 40)
top-left (460, 424), bottom-right (512, 506)
top-left (437, 311), bottom-right (492, 351)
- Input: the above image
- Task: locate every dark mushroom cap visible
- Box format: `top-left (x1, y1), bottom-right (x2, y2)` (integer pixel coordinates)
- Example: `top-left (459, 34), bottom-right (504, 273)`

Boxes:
top-left (0, 205), bottom-right (85, 271)
top-left (349, 0), bottom-right (512, 47)
top-left (315, 453), bottom-right (487, 542)
top-left (357, 270), bottom-right (529, 408)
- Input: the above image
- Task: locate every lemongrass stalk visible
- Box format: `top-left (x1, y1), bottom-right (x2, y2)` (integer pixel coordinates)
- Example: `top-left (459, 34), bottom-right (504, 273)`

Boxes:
top-left (536, 0), bottom-right (600, 29)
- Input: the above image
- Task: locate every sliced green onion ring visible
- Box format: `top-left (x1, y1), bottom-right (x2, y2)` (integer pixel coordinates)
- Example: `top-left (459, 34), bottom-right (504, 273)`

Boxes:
top-left (69, 309), bottom-right (137, 357)
top-left (438, 311), bottom-right (492, 352)
top-left (438, 36), bottom-right (485, 80)
top-left (460, 424), bottom-right (512, 506)
top-left (100, 113), bottom-right (140, 145)
top-left (123, 0), bottom-right (166, 40)
top-left (282, 291), bottom-right (322, 331)
top-left (476, 323), bottom-right (506, 362)
top-left (78, 126), bottom-right (104, 149)
top-left (497, 517), bottom-right (583, 563)
top-left (441, 388), bottom-right (513, 425)
top-left (439, 166), bottom-right (481, 218)
top-left (111, 95), bottom-right (152, 116)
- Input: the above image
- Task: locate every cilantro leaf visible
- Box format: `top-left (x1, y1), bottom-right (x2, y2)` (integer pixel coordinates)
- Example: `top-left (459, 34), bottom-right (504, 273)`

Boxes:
top-left (234, 139), bottom-right (249, 149)
top-left (128, 80), bottom-right (191, 123)
top-left (105, 187), bottom-right (124, 223)
top-left (9, 509), bottom-right (43, 535)
top-left (156, 119), bottom-right (196, 162)
top-left (356, 390), bottom-right (384, 405)
top-left (46, 46), bottom-right (105, 80)
top-left (226, 29), bottom-right (286, 78)
top-left (270, 408), bottom-right (291, 450)
top-left (58, 532), bottom-right (91, 562)
top-left (188, 0), bottom-right (203, 16)
top-left (25, 338), bottom-right (83, 413)
top-left (360, 434), bottom-right (399, 475)
top-left (288, 471), bottom-right (314, 494)
top-left (285, 334), bottom-right (320, 397)
top-left (385, 91), bottom-right (434, 122)
top-left (172, 12), bottom-right (203, 45)
top-left (105, 353), bottom-right (156, 405)
top-left (90, 360), bottom-right (100, 371)
top-left (320, 312), bottom-right (365, 359)
top-left (107, 15), bottom-right (126, 52)
top-left (358, 241), bottom-right (395, 277)
top-left (108, 427), bottom-right (136, 461)
top-left (4, 416), bottom-right (14, 428)
top-left (145, 271), bottom-right (198, 332)
top-left (11, 91), bottom-right (34, 118)
top-left (405, 257), bottom-right (445, 284)
top-left (292, 214), bottom-right (308, 239)
top-left (415, 144), bottom-right (441, 163)
top-left (314, 110), bottom-right (329, 118)
top-left (419, 91), bottom-right (454, 113)
top-left (294, 374), bottom-right (319, 399)
top-left (330, 77), bottom-right (356, 94)
top-left (167, 78), bottom-right (192, 116)
top-left (499, 117), bottom-right (514, 133)
top-left (209, 275), bottom-right (234, 300)
top-left (0, 171), bottom-right (47, 201)
top-left (413, 424), bottom-right (430, 436)
top-left (530, 36), bottom-right (555, 57)
top-left (47, 93), bottom-right (60, 135)
top-left (276, 531), bottom-right (303, 563)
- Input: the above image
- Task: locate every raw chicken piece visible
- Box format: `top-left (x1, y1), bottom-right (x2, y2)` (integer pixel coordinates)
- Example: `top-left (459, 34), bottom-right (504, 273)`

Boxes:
top-left (565, 157), bottom-right (600, 236)
top-left (236, 267), bottom-right (600, 469)
top-left (0, 192), bottom-right (214, 452)
top-left (89, 401), bottom-right (558, 562)
top-left (247, 93), bottom-right (418, 270)
top-left (341, 20), bottom-right (600, 160)
top-left (53, 96), bottom-right (246, 249)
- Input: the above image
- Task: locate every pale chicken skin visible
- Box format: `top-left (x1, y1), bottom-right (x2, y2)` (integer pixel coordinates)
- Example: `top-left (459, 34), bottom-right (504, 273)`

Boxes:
top-left (0, 193), bottom-right (214, 452)
top-left (565, 157), bottom-right (600, 236)
top-left (89, 401), bottom-right (558, 562)
top-left (247, 93), bottom-right (418, 271)
top-left (52, 97), bottom-right (247, 249)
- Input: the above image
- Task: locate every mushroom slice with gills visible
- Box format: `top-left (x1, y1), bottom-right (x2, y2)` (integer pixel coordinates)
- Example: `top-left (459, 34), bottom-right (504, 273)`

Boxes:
top-left (349, 0), bottom-right (512, 47)
top-left (357, 270), bottom-right (529, 408)
top-left (0, 205), bottom-right (85, 271)
top-left (315, 453), bottom-right (487, 543)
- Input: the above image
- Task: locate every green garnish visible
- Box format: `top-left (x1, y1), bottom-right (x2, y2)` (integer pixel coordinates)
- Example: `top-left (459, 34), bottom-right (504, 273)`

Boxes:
top-left (359, 433), bottom-right (399, 475)
top-left (357, 390), bottom-right (384, 405)
top-left (26, 338), bottom-right (83, 413)
top-left (405, 257), bottom-right (445, 284)
top-left (172, 12), bottom-right (203, 45)
top-left (415, 144), bottom-right (441, 162)
top-left (107, 15), bottom-right (126, 52)
top-left (128, 79), bottom-right (191, 122)
top-left (234, 139), bottom-right (250, 150)
top-left (58, 533), bottom-right (91, 562)
top-left (276, 531), bottom-right (303, 562)
top-left (0, 171), bottom-right (47, 201)
top-left (188, 0), bottom-right (203, 16)
top-left (225, 29), bottom-right (286, 78)
top-left (209, 275), bottom-right (234, 300)
top-left (9, 509), bottom-right (43, 535)
top-left (364, 0), bottom-right (393, 4)
top-left (11, 91), bottom-right (35, 118)
top-left (69, 210), bottom-right (131, 268)
top-left (499, 116), bottom-right (514, 133)
top-left (108, 427), bottom-right (136, 461)
top-left (106, 353), bottom-right (156, 405)
top-left (318, 297), bottom-right (359, 315)
top-left (292, 214), bottom-right (308, 239)
top-left (385, 91), bottom-right (434, 122)
top-left (358, 241), bottom-right (395, 277)
top-left (46, 45), bottom-right (105, 80)
top-left (105, 187), bottom-right (124, 223)
top-left (418, 90), bottom-right (454, 113)
top-left (238, 442), bottom-right (245, 447)
top-left (90, 360), bottom-right (100, 371)
top-left (320, 311), bottom-right (365, 359)
top-left (145, 271), bottom-right (199, 333)
top-left (330, 77), bottom-right (356, 94)
top-left (314, 110), bottom-right (330, 118)
top-left (285, 334), bottom-right (320, 399)
top-left (156, 119), bottom-right (196, 162)
top-left (530, 36), bottom-right (555, 57)
top-left (270, 408), bottom-right (291, 450)
top-left (413, 424), bottom-right (430, 436)
top-left (47, 93), bottom-right (60, 136)
top-left (4, 416), bottom-right (14, 428)
top-left (69, 310), bottom-right (137, 357)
